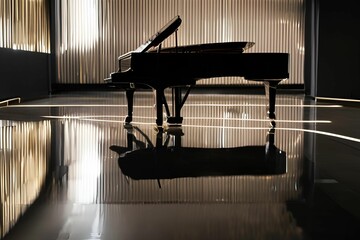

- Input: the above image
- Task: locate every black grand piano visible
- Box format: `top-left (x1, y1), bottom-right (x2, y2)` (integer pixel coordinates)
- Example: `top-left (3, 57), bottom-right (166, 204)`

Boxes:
top-left (105, 16), bottom-right (289, 128)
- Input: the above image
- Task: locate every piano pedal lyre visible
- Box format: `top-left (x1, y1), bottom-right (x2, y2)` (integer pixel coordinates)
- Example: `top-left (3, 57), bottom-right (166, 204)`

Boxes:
top-left (264, 80), bottom-right (281, 128)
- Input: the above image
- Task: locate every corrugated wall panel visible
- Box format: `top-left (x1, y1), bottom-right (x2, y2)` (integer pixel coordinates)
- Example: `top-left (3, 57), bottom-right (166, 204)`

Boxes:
top-left (0, 0), bottom-right (50, 53)
top-left (56, 0), bottom-right (304, 85)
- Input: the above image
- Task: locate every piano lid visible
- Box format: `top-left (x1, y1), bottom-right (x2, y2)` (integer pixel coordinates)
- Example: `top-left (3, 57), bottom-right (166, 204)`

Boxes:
top-left (149, 42), bottom-right (255, 53)
top-left (134, 15), bottom-right (182, 53)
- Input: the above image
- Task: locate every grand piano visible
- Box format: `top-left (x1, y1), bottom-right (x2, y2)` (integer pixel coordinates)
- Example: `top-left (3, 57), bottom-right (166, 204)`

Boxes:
top-left (105, 15), bottom-right (289, 128)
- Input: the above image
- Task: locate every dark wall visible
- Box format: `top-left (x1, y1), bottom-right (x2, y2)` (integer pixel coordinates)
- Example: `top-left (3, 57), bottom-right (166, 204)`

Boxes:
top-left (316, 0), bottom-right (360, 99)
top-left (0, 48), bottom-right (50, 101)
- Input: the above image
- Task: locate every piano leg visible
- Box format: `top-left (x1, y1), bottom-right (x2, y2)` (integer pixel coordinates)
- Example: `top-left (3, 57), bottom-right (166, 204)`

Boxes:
top-left (264, 80), bottom-right (280, 127)
top-left (174, 87), bottom-right (183, 123)
top-left (167, 87), bottom-right (183, 125)
top-left (155, 89), bottom-right (164, 127)
top-left (125, 89), bottom-right (135, 123)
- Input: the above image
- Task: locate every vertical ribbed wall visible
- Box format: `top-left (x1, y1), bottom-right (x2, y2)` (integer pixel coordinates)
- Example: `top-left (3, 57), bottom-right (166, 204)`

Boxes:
top-left (0, 0), bottom-right (50, 53)
top-left (56, 0), bottom-right (305, 85)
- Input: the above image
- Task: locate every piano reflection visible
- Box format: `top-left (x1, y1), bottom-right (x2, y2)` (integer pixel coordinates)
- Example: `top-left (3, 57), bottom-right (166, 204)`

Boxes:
top-left (105, 15), bottom-right (289, 127)
top-left (110, 126), bottom-right (286, 183)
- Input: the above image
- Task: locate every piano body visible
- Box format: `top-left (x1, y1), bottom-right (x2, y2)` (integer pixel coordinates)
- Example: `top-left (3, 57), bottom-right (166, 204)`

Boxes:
top-left (105, 15), bottom-right (289, 127)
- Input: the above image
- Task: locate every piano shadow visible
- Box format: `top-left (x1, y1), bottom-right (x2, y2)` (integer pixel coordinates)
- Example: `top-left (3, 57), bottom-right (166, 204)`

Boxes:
top-left (110, 126), bottom-right (286, 183)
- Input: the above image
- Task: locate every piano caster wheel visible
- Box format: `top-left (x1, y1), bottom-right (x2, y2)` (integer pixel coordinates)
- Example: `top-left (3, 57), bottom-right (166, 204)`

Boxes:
top-left (267, 111), bottom-right (276, 120)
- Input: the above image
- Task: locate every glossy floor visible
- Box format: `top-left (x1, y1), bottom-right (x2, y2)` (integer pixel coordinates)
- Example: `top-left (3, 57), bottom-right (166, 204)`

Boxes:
top-left (1, 91), bottom-right (360, 240)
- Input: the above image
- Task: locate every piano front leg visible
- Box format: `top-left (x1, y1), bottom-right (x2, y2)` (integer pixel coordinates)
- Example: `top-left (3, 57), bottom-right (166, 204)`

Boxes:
top-left (264, 80), bottom-right (281, 127)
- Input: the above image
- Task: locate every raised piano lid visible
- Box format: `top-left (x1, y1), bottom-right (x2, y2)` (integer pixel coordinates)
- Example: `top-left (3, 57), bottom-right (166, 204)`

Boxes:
top-left (133, 15), bottom-right (182, 53)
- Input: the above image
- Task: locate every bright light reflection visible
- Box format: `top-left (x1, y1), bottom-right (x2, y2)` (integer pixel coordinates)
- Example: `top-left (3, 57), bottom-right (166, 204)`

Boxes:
top-left (185, 117), bottom-right (331, 124)
top-left (0, 121), bottom-right (50, 238)
top-left (178, 124), bottom-right (360, 144)
top-left (316, 97), bottom-right (360, 103)
top-left (184, 104), bottom-right (342, 108)
top-left (66, 122), bottom-right (101, 203)
top-left (4, 104), bottom-right (343, 108)
top-left (42, 115), bottom-right (331, 124)
top-left (3, 104), bottom-right (129, 108)
top-left (276, 127), bottom-right (360, 144)
top-left (43, 115), bottom-right (125, 119)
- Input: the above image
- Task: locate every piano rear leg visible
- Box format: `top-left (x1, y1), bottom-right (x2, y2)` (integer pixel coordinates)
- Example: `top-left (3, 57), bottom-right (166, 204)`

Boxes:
top-left (125, 89), bottom-right (135, 123)
top-left (166, 87), bottom-right (183, 125)
top-left (264, 81), bottom-right (280, 127)
top-left (155, 89), bottom-right (165, 128)
top-left (174, 87), bottom-right (184, 123)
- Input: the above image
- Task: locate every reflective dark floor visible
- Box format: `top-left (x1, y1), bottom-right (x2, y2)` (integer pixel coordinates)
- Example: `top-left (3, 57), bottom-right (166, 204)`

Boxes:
top-left (1, 91), bottom-right (360, 240)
